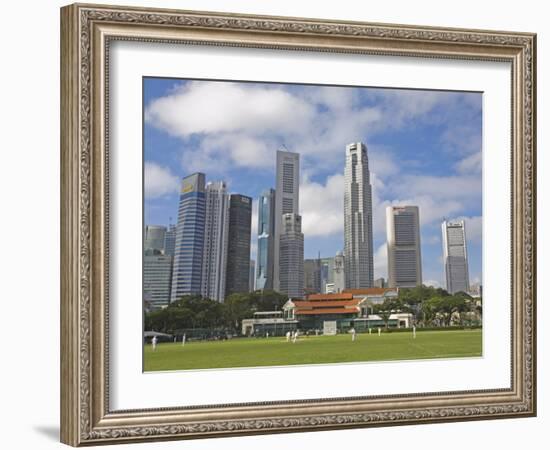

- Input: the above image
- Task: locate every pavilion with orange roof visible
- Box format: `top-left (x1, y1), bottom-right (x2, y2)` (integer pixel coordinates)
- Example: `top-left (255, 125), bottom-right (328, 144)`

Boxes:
top-left (280, 289), bottom-right (411, 335)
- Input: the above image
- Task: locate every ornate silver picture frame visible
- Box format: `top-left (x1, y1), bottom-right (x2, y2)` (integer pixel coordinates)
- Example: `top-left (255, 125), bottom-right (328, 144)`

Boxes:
top-left (60, 3), bottom-right (536, 446)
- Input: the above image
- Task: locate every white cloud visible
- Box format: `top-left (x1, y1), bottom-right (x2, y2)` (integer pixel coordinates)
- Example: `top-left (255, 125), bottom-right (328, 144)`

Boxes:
top-left (300, 174), bottom-right (344, 237)
top-left (145, 81), bottom-right (481, 179)
top-left (470, 275), bottom-right (482, 285)
top-left (441, 123), bottom-right (482, 156)
top-left (181, 148), bottom-right (226, 176)
top-left (424, 279), bottom-right (442, 288)
top-left (198, 134), bottom-right (275, 170)
top-left (390, 175), bottom-right (481, 201)
top-left (423, 234), bottom-right (441, 245)
top-left (373, 243), bottom-right (388, 280)
top-left (456, 152), bottom-right (482, 174)
top-left (144, 162), bottom-right (179, 198)
top-left (296, 85), bottom-right (358, 111)
top-left (145, 81), bottom-right (315, 138)
top-left (369, 147), bottom-right (400, 177)
top-left (368, 90), bottom-right (452, 127)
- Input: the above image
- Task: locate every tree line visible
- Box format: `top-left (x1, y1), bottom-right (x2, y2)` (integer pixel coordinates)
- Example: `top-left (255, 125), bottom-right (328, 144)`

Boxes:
top-left (145, 285), bottom-right (482, 335)
top-left (145, 290), bottom-right (288, 335)
top-left (372, 285), bottom-right (482, 329)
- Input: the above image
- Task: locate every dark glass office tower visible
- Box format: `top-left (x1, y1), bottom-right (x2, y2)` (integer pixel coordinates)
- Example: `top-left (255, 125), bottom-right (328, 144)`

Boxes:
top-left (256, 188), bottom-right (275, 290)
top-left (225, 194), bottom-right (252, 297)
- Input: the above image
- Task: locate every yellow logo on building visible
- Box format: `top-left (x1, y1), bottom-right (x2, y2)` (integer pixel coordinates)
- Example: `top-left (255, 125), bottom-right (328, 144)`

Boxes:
top-left (181, 184), bottom-right (194, 193)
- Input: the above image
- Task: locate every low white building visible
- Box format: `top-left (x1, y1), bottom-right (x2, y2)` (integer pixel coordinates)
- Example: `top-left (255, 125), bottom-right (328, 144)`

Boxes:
top-left (241, 311), bottom-right (298, 336)
top-left (353, 312), bottom-right (413, 329)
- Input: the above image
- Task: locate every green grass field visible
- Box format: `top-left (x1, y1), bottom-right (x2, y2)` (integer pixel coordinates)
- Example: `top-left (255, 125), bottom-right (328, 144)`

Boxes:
top-left (144, 329), bottom-right (482, 371)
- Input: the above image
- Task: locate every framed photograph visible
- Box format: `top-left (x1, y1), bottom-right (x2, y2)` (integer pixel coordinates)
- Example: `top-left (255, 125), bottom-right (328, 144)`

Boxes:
top-left (60, 3), bottom-right (536, 446)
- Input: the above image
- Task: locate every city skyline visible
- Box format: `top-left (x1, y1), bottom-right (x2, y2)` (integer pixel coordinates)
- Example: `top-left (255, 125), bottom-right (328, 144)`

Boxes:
top-left (144, 78), bottom-right (482, 288)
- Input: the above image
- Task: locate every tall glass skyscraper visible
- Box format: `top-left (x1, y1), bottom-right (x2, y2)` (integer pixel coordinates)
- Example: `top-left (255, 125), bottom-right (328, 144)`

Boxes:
top-left (170, 173), bottom-right (206, 303)
top-left (201, 181), bottom-right (230, 302)
top-left (279, 213), bottom-right (304, 299)
top-left (304, 258), bottom-right (321, 295)
top-left (442, 220), bottom-right (470, 294)
top-left (386, 205), bottom-right (422, 288)
top-left (344, 142), bottom-right (374, 289)
top-left (225, 194), bottom-right (252, 298)
top-left (273, 149), bottom-right (301, 292)
top-left (256, 188), bottom-right (275, 290)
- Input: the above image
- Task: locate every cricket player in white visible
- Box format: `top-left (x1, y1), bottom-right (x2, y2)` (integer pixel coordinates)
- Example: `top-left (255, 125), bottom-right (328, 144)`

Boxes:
top-left (151, 335), bottom-right (157, 351)
top-left (351, 327), bottom-right (356, 342)
top-left (182, 333), bottom-right (186, 346)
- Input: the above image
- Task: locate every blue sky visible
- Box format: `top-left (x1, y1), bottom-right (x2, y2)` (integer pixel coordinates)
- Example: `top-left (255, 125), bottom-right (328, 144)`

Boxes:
top-left (143, 77), bottom-right (482, 288)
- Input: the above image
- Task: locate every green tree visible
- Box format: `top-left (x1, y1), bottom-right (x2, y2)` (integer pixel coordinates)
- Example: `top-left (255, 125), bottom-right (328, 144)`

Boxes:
top-left (145, 294), bottom-right (226, 333)
top-left (399, 285), bottom-right (451, 326)
top-left (222, 293), bottom-right (253, 330)
top-left (420, 296), bottom-right (443, 325)
top-left (253, 290), bottom-right (288, 311)
top-left (399, 285), bottom-right (450, 305)
top-left (373, 299), bottom-right (400, 330)
top-left (435, 295), bottom-right (469, 326)
top-left (145, 290), bottom-right (294, 335)
top-left (222, 290), bottom-right (288, 332)
top-left (145, 307), bottom-right (170, 332)
top-left (474, 297), bottom-right (483, 319)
